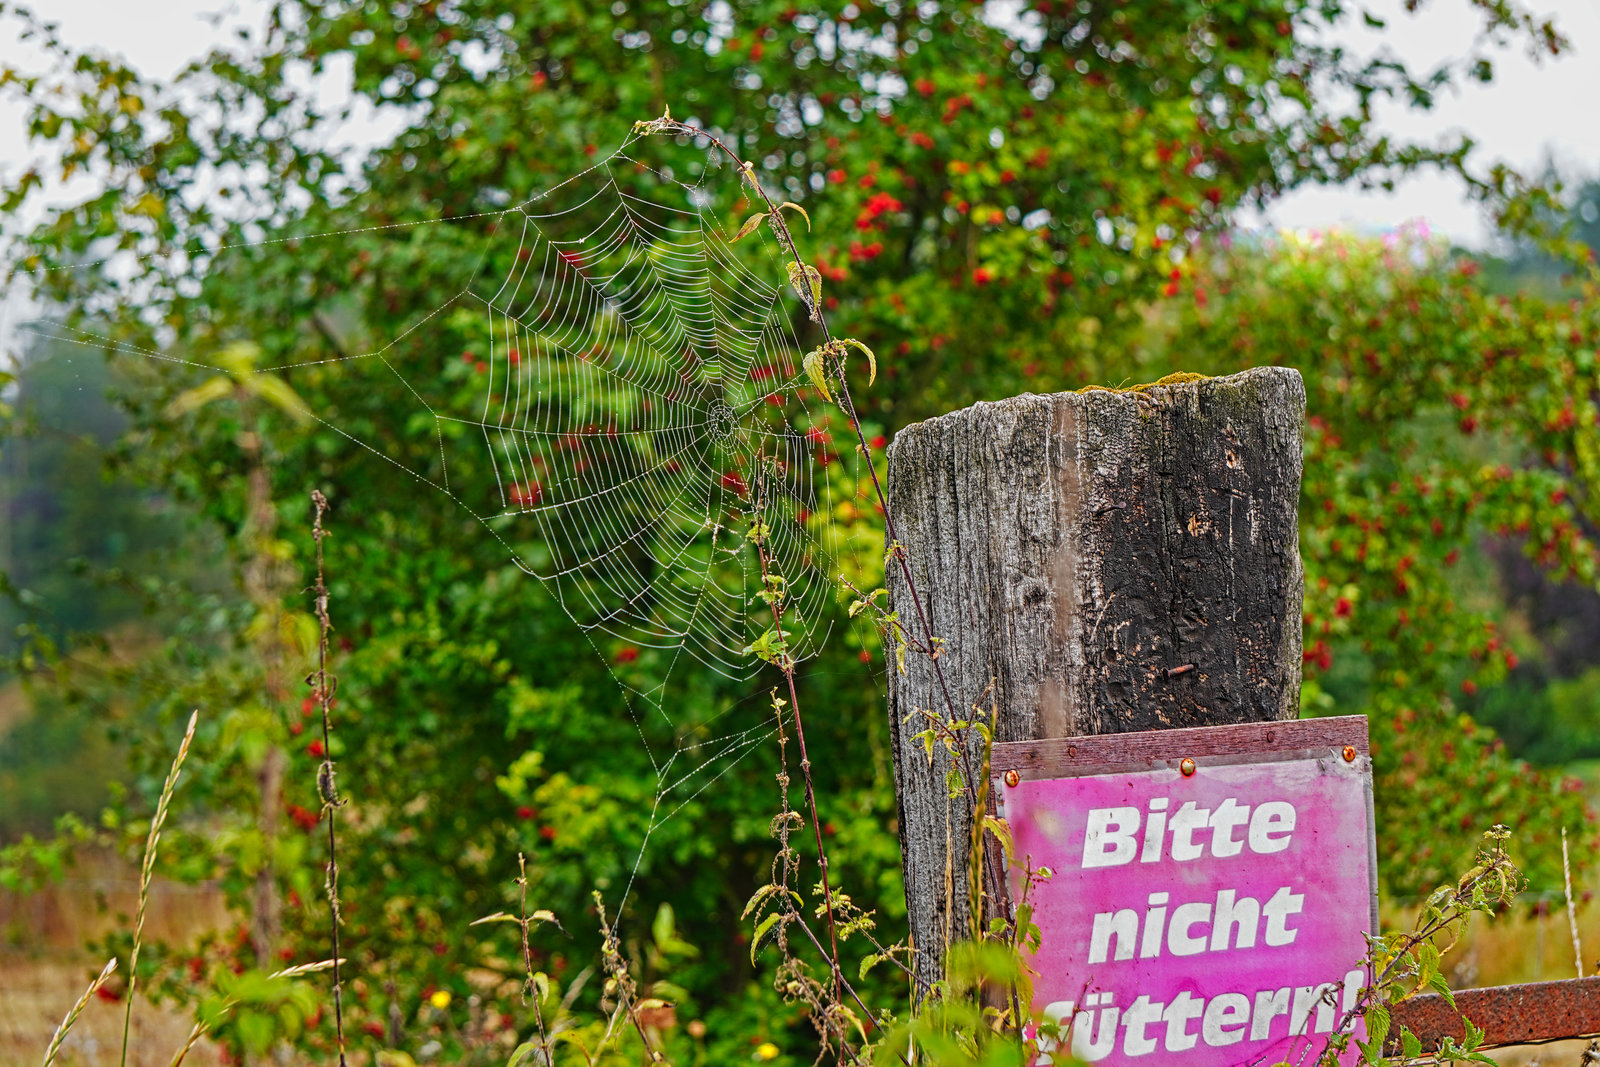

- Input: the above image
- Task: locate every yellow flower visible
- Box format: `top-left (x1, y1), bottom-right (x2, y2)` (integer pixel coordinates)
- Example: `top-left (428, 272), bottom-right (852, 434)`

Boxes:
top-left (754, 1042), bottom-right (779, 1061)
top-left (429, 990), bottom-right (453, 1010)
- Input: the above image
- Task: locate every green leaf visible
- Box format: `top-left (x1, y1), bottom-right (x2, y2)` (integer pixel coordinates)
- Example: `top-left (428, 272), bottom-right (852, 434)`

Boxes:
top-left (1400, 1029), bottom-right (1421, 1058)
top-left (802, 346), bottom-right (832, 402)
top-left (732, 211), bottom-right (768, 241)
top-left (841, 337), bottom-right (876, 387)
top-left (1427, 969), bottom-right (1453, 1000)
top-left (1365, 1003), bottom-right (1390, 1048)
top-left (469, 911), bottom-right (521, 926)
top-left (742, 883), bottom-right (779, 920)
top-left (778, 201), bottom-right (811, 231)
top-left (750, 911), bottom-right (781, 964)
top-left (508, 1040), bottom-right (544, 1067)
top-left (653, 901), bottom-right (676, 948)
top-left (785, 260), bottom-right (821, 310)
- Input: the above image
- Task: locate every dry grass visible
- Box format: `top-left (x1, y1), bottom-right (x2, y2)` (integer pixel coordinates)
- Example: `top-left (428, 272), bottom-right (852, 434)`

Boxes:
top-left (0, 848), bottom-right (229, 1067)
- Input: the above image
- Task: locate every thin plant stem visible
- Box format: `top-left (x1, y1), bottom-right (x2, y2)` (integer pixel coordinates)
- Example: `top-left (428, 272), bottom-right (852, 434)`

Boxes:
top-left (637, 116), bottom-right (988, 1039)
top-left (593, 893), bottom-right (666, 1064)
top-left (42, 958), bottom-right (117, 1067)
top-left (647, 114), bottom-right (982, 1014)
top-left (747, 461), bottom-right (847, 1018)
top-left (120, 709), bottom-right (198, 1067)
top-left (765, 688), bottom-right (879, 1065)
top-left (518, 852), bottom-right (554, 1067)
top-left (1565, 828), bottom-right (1584, 979)
top-left (310, 488), bottom-right (349, 1065)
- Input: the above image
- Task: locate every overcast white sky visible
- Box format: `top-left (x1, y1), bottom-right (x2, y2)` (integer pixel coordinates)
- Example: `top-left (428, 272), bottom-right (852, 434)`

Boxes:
top-left (2, 0), bottom-right (1597, 247)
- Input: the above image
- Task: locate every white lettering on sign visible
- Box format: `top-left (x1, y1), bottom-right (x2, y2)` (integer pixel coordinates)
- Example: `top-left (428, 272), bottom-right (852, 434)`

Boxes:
top-left (1038, 969), bottom-right (1363, 1063)
top-left (1086, 887), bottom-right (1305, 964)
top-left (1010, 739), bottom-right (1376, 1066)
top-left (1081, 797), bottom-right (1300, 868)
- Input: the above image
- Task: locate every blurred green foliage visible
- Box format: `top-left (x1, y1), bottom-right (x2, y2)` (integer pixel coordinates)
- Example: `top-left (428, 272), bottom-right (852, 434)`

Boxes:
top-left (2, 0), bottom-right (1598, 1061)
top-left (0, 336), bottom-right (225, 837)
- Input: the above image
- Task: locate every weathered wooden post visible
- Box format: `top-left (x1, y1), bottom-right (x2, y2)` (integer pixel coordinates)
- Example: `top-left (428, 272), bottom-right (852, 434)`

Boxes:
top-left (884, 367), bottom-right (1306, 992)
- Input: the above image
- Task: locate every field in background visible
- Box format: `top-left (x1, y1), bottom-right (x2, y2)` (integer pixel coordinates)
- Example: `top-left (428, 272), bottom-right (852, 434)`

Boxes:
top-left (1, 848), bottom-right (228, 1067)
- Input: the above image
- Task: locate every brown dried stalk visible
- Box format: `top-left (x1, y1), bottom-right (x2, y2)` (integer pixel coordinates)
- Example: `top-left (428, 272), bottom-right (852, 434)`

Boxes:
top-left (309, 488), bottom-right (349, 1065)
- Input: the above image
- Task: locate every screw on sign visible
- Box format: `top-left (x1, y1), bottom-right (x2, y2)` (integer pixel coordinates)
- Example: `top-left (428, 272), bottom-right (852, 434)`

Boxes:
top-left (992, 716), bottom-right (1377, 1065)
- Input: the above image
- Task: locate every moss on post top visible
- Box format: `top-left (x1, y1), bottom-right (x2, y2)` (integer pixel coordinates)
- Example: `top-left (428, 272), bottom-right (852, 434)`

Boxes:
top-left (1074, 370), bottom-right (1213, 396)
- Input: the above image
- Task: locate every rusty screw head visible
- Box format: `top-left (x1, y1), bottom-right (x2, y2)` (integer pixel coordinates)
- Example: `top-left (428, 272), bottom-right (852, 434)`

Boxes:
top-left (1342, 745), bottom-right (1357, 763)
top-left (1179, 757), bottom-right (1196, 777)
top-left (1004, 769), bottom-right (1020, 788)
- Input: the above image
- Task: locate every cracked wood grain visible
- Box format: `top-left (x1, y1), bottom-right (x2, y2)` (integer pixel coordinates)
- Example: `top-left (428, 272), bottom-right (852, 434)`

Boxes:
top-left (884, 367), bottom-right (1306, 993)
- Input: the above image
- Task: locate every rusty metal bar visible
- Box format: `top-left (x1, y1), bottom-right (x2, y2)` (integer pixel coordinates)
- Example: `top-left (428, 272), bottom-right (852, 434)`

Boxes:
top-left (1388, 976), bottom-right (1600, 1051)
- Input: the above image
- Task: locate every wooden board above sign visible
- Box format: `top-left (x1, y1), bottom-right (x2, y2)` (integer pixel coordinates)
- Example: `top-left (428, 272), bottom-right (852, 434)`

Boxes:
top-left (990, 715), bottom-right (1377, 1066)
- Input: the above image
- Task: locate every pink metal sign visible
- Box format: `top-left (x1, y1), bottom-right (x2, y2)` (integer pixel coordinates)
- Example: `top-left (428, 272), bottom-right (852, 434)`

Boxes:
top-left (992, 716), bottom-right (1376, 1066)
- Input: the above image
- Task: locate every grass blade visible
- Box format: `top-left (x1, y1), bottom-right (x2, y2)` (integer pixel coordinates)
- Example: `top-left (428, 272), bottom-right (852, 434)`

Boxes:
top-left (42, 957), bottom-right (117, 1067)
top-left (121, 709), bottom-right (198, 1067)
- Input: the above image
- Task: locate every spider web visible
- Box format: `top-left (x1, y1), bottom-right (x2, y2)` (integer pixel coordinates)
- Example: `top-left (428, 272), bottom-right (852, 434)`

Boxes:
top-left (460, 136), bottom-right (838, 686)
top-left (19, 129), bottom-right (872, 917)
